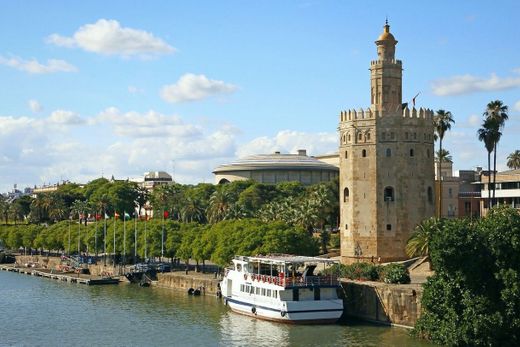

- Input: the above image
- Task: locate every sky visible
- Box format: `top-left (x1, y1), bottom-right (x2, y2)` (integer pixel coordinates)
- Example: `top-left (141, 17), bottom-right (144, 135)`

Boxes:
top-left (1, 1), bottom-right (520, 193)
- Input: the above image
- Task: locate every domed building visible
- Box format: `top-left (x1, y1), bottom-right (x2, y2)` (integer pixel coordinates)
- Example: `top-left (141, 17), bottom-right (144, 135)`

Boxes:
top-left (213, 149), bottom-right (339, 185)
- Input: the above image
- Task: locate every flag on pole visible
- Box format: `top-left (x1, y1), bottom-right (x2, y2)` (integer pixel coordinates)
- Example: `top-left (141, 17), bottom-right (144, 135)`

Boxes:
top-left (114, 211), bottom-right (120, 220)
top-left (412, 92), bottom-right (420, 107)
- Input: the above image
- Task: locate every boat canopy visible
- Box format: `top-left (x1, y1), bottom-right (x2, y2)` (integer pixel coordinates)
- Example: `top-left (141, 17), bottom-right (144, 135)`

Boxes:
top-left (234, 254), bottom-right (339, 266)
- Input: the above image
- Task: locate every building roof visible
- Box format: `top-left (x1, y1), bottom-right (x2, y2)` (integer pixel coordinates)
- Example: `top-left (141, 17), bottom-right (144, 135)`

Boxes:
top-left (213, 151), bottom-right (339, 173)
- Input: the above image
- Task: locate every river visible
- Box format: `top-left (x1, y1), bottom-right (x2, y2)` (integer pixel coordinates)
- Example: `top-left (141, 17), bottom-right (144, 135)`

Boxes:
top-left (0, 271), bottom-right (434, 346)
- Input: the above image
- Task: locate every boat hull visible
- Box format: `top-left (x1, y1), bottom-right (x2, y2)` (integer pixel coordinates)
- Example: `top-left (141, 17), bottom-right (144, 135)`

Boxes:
top-left (224, 295), bottom-right (343, 324)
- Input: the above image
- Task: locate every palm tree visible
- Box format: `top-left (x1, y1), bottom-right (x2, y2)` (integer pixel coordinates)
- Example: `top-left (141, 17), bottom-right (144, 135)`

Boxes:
top-left (478, 118), bottom-right (498, 211)
top-left (48, 195), bottom-right (67, 222)
top-left (433, 109), bottom-right (455, 218)
top-left (507, 150), bottom-right (520, 170)
top-left (180, 197), bottom-right (204, 223)
top-left (206, 189), bottom-right (234, 224)
top-left (134, 186), bottom-right (149, 218)
top-left (406, 217), bottom-right (442, 260)
top-left (435, 149), bottom-right (452, 163)
top-left (484, 100), bottom-right (509, 206)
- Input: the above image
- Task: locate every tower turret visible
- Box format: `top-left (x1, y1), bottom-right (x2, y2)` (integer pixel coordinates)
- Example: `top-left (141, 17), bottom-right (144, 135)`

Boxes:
top-left (370, 21), bottom-right (402, 111)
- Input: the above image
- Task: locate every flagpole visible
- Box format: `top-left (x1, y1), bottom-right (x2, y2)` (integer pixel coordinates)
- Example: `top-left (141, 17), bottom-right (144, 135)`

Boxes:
top-left (103, 210), bottom-right (107, 266)
top-left (68, 216), bottom-right (71, 256)
top-left (134, 212), bottom-right (137, 263)
top-left (144, 211), bottom-right (147, 261)
top-left (77, 212), bottom-right (81, 256)
top-left (113, 212), bottom-right (116, 267)
top-left (95, 213), bottom-right (98, 258)
top-left (161, 210), bottom-right (165, 262)
top-left (123, 211), bottom-right (126, 265)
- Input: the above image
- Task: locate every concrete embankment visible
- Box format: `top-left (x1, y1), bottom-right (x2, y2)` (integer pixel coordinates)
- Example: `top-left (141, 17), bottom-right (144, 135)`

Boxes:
top-left (341, 280), bottom-right (422, 328)
top-left (154, 272), bottom-right (221, 294)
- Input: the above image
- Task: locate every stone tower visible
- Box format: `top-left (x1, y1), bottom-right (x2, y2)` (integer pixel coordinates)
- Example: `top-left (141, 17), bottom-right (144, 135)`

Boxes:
top-left (339, 22), bottom-right (435, 263)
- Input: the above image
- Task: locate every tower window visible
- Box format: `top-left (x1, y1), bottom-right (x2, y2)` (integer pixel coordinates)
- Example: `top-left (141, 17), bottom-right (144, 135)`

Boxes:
top-left (384, 187), bottom-right (395, 202)
top-left (343, 187), bottom-right (350, 202)
top-left (348, 134), bottom-right (351, 142)
top-left (427, 187), bottom-right (433, 204)
top-left (386, 148), bottom-right (391, 157)
top-left (391, 132), bottom-right (395, 140)
top-left (345, 224), bottom-right (348, 230)
top-left (344, 151), bottom-right (348, 159)
top-left (362, 149), bottom-right (367, 157)
top-left (382, 132), bottom-right (386, 140)
top-left (427, 149), bottom-right (430, 158)
top-left (358, 133), bottom-right (363, 141)
top-left (410, 149), bottom-right (414, 157)
top-left (367, 132), bottom-right (371, 141)
top-left (386, 224), bottom-right (392, 231)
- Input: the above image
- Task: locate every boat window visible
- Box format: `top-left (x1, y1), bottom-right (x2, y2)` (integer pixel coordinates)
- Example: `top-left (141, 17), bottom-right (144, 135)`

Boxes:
top-left (314, 287), bottom-right (321, 301)
top-left (267, 289), bottom-right (272, 297)
top-left (250, 286), bottom-right (254, 294)
top-left (240, 284), bottom-right (244, 292)
top-left (236, 264), bottom-right (242, 272)
top-left (293, 288), bottom-right (299, 301)
top-left (273, 290), bottom-right (278, 299)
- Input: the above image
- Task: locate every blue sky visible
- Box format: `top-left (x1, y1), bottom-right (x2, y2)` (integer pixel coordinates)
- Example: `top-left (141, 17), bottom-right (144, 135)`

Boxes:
top-left (1, 1), bottom-right (519, 192)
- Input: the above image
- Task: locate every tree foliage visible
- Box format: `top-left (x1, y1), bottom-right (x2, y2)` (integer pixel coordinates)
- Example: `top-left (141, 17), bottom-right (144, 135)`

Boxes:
top-left (414, 207), bottom-right (520, 346)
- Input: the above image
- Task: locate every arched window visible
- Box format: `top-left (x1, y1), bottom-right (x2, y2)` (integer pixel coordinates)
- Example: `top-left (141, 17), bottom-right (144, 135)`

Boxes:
top-left (427, 186), bottom-right (433, 203)
top-left (358, 133), bottom-right (363, 141)
top-left (343, 187), bottom-right (350, 202)
top-left (362, 149), bottom-right (367, 157)
top-left (384, 186), bottom-right (394, 202)
top-left (386, 148), bottom-right (391, 157)
top-left (348, 134), bottom-right (351, 142)
top-left (366, 132), bottom-right (371, 141)
top-left (218, 178), bottom-right (230, 185)
top-left (410, 149), bottom-right (414, 157)
top-left (344, 151), bottom-right (348, 159)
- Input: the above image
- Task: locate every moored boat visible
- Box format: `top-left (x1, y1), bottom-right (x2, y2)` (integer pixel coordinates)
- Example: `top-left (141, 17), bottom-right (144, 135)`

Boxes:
top-left (220, 254), bottom-right (344, 324)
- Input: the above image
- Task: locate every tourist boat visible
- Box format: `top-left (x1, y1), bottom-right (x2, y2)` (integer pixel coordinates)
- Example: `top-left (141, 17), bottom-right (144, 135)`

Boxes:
top-left (220, 254), bottom-right (344, 324)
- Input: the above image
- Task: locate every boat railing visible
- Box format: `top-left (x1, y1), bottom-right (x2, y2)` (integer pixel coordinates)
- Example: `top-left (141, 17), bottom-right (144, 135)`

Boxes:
top-left (246, 273), bottom-right (339, 287)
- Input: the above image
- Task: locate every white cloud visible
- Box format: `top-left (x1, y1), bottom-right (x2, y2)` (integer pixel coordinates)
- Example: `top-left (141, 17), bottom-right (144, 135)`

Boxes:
top-left (47, 19), bottom-right (175, 58)
top-left (49, 110), bottom-right (84, 125)
top-left (0, 55), bottom-right (77, 74)
top-left (236, 130), bottom-right (338, 158)
top-left (432, 72), bottom-right (520, 96)
top-left (514, 100), bottom-right (520, 112)
top-left (28, 100), bottom-right (43, 113)
top-left (160, 73), bottom-right (238, 103)
top-left (95, 107), bottom-right (201, 138)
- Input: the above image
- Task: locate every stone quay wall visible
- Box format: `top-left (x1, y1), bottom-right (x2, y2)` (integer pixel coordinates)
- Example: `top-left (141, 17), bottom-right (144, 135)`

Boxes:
top-left (341, 279), bottom-right (422, 328)
top-left (155, 272), bottom-right (221, 295)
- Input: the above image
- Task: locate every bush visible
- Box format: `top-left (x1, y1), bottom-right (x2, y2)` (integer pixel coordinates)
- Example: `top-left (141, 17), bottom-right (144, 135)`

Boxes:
top-left (329, 234), bottom-right (340, 249)
top-left (326, 262), bottom-right (381, 281)
top-left (380, 263), bottom-right (410, 284)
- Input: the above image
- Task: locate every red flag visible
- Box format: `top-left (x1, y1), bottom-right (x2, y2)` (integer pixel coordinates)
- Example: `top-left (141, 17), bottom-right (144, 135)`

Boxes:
top-left (114, 211), bottom-right (120, 220)
top-left (163, 210), bottom-right (169, 218)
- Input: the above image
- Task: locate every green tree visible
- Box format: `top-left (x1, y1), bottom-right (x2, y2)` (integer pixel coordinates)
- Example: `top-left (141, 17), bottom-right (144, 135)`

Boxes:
top-left (484, 100), bottom-right (509, 206)
top-left (0, 196), bottom-right (9, 224)
top-left (507, 150), bottom-right (520, 170)
top-left (435, 148), bottom-right (452, 163)
top-left (206, 188), bottom-right (234, 224)
top-left (433, 109), bottom-right (455, 218)
top-left (413, 207), bottom-right (520, 345)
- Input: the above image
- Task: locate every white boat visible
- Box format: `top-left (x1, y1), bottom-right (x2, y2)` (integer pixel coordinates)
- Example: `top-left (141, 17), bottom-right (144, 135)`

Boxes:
top-left (220, 254), bottom-right (344, 324)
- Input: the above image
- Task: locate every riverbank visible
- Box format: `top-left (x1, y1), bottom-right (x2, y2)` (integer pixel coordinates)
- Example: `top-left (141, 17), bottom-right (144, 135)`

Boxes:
top-left (6, 255), bottom-right (423, 328)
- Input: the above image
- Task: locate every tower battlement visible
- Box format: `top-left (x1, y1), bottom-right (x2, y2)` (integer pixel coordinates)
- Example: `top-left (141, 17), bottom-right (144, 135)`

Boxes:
top-left (339, 107), bottom-right (434, 122)
top-left (370, 59), bottom-right (402, 66)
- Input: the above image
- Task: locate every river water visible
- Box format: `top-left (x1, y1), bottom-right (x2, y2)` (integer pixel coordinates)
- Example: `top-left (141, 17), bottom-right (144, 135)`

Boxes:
top-left (0, 271), bottom-right (433, 347)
